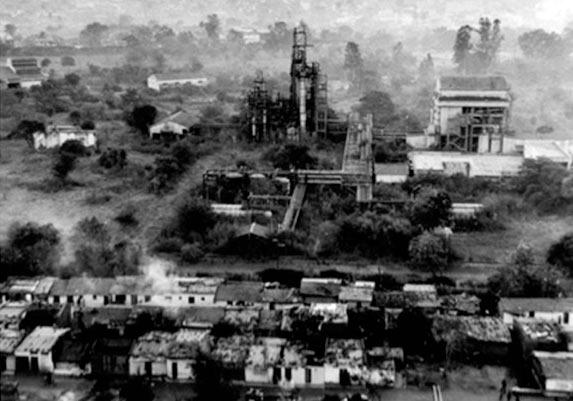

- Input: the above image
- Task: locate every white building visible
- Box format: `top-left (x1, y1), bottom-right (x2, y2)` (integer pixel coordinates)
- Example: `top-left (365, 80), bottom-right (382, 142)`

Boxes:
top-left (244, 338), bottom-right (286, 383)
top-left (33, 125), bottom-right (97, 150)
top-left (14, 327), bottom-right (69, 374)
top-left (149, 110), bottom-right (198, 140)
top-left (500, 298), bottom-right (573, 330)
top-left (147, 73), bottom-right (210, 91)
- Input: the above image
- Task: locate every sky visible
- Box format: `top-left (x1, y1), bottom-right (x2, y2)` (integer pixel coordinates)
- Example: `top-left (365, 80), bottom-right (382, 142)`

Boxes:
top-left (1, 0), bottom-right (572, 37)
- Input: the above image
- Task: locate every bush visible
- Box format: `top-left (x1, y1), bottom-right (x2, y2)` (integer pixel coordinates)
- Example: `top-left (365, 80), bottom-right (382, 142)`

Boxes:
top-left (60, 140), bottom-right (88, 156)
top-left (61, 56), bottom-right (76, 66)
top-left (181, 243), bottom-right (204, 263)
top-left (547, 232), bottom-right (573, 274)
top-left (99, 148), bottom-right (127, 169)
top-left (53, 152), bottom-right (77, 181)
top-left (115, 205), bottom-right (138, 227)
top-left (407, 188), bottom-right (452, 229)
top-left (64, 73), bottom-right (80, 87)
top-left (263, 143), bottom-right (317, 170)
top-left (81, 120), bottom-right (96, 130)
top-left (409, 232), bottom-right (453, 273)
top-left (170, 197), bottom-right (216, 241)
top-left (487, 264), bottom-right (564, 297)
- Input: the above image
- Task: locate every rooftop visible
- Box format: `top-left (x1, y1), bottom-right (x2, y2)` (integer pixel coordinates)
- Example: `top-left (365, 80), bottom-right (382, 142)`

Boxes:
top-left (339, 284), bottom-right (375, 303)
top-left (403, 284), bottom-right (437, 293)
top-left (150, 72), bottom-right (209, 81)
top-left (309, 303), bottom-right (348, 324)
top-left (130, 331), bottom-right (173, 360)
top-left (300, 278), bottom-right (342, 299)
top-left (438, 76), bottom-right (510, 92)
top-left (0, 329), bottom-right (25, 354)
top-left (517, 319), bottom-right (564, 344)
top-left (81, 307), bottom-right (132, 328)
top-left (409, 152), bottom-right (524, 178)
top-left (15, 326), bottom-right (69, 354)
top-left (432, 316), bottom-right (511, 344)
top-left (533, 351), bottom-right (573, 382)
top-left (499, 298), bottom-right (573, 314)
top-left (215, 281), bottom-right (264, 303)
top-left (223, 307), bottom-right (261, 331)
top-left (152, 110), bottom-right (199, 129)
top-left (325, 338), bottom-right (364, 367)
top-left (0, 302), bottom-right (30, 329)
top-left (213, 335), bottom-right (254, 366)
top-left (246, 338), bottom-right (285, 368)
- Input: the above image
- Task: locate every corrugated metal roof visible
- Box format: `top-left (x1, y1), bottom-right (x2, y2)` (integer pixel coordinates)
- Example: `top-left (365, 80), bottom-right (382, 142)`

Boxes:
top-left (439, 76), bottom-right (510, 91)
top-left (15, 326), bottom-right (69, 354)
top-left (500, 298), bottom-right (573, 313)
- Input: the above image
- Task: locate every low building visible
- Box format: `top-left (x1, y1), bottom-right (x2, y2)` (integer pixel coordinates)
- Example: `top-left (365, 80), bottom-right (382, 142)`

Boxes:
top-left (147, 73), bottom-right (210, 91)
top-left (129, 331), bottom-right (172, 377)
top-left (500, 298), bottom-right (573, 330)
top-left (91, 338), bottom-right (133, 377)
top-left (33, 125), bottom-right (97, 150)
top-left (0, 278), bottom-right (56, 303)
top-left (0, 330), bottom-right (25, 374)
top-left (5, 58), bottom-right (46, 88)
top-left (409, 151), bottom-right (523, 178)
top-left (244, 337), bottom-right (286, 384)
top-left (339, 281), bottom-right (375, 308)
top-left (532, 351), bottom-right (573, 396)
top-left (300, 278), bottom-right (342, 304)
top-left (280, 342), bottom-right (325, 387)
top-left (215, 281), bottom-right (265, 307)
top-left (514, 319), bottom-right (569, 352)
top-left (0, 303), bottom-right (30, 330)
top-left (149, 111), bottom-right (198, 140)
top-left (53, 337), bottom-right (95, 376)
top-left (324, 338), bottom-right (364, 385)
top-left (374, 163), bottom-right (409, 184)
top-left (166, 329), bottom-right (211, 381)
top-left (14, 326), bottom-right (69, 374)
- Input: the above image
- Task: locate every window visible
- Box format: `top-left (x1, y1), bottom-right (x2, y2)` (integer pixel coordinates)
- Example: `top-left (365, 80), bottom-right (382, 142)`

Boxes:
top-left (115, 295), bottom-right (126, 305)
top-left (529, 311), bottom-right (535, 318)
top-left (53, 296), bottom-right (60, 304)
top-left (305, 368), bottom-right (312, 384)
top-left (200, 297), bottom-right (205, 301)
top-left (188, 297), bottom-right (195, 304)
top-left (67, 296), bottom-right (74, 303)
top-left (144, 296), bottom-right (151, 302)
top-left (93, 295), bottom-right (97, 300)
top-left (565, 312), bottom-right (570, 325)
top-left (285, 367), bottom-right (292, 381)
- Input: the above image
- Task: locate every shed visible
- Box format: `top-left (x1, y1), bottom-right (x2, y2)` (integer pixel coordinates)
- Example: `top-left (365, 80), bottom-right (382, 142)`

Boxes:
top-left (14, 326), bottom-right (70, 373)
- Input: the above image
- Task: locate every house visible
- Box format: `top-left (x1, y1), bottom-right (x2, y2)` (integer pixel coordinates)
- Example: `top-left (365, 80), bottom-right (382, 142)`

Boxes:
top-left (0, 330), bottom-right (25, 374)
top-left (0, 277), bottom-right (56, 303)
top-left (49, 277), bottom-right (115, 306)
top-left (33, 125), bottom-right (97, 150)
top-left (14, 326), bottom-right (70, 374)
top-left (223, 308), bottom-right (261, 332)
top-left (300, 278), bottom-right (342, 304)
top-left (147, 73), bottom-right (210, 91)
top-left (175, 306), bottom-right (225, 329)
top-left (432, 316), bottom-right (511, 364)
top-left (5, 58), bottom-right (46, 88)
top-left (0, 303), bottom-right (30, 330)
top-left (280, 342), bottom-right (325, 387)
top-left (426, 75), bottom-right (511, 153)
top-left (149, 111), bottom-right (198, 140)
top-left (324, 338), bottom-right (364, 385)
top-left (0, 66), bottom-right (20, 89)
top-left (52, 337), bottom-right (95, 376)
top-left (166, 329), bottom-right (211, 381)
top-left (531, 351), bottom-right (573, 396)
top-left (212, 335), bottom-right (255, 379)
top-left (215, 281), bottom-right (265, 306)
top-left (374, 163), bottom-right (409, 184)
top-left (260, 288), bottom-right (301, 310)
top-left (129, 331), bottom-right (172, 377)
top-left (499, 298), bottom-right (573, 329)
top-left (309, 303), bottom-right (348, 326)
top-left (91, 338), bottom-right (133, 377)
top-left (408, 151), bottom-right (524, 178)
top-left (172, 277), bottom-right (222, 306)
top-left (513, 319), bottom-right (569, 352)
top-left (244, 337), bottom-right (286, 383)
top-left (439, 293), bottom-right (481, 316)
top-left (338, 281), bottom-right (375, 308)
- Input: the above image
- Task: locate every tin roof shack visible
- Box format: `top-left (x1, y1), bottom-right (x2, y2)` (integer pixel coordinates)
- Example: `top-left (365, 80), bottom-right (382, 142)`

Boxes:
top-left (300, 278), bottom-right (342, 304)
top-left (261, 288), bottom-right (301, 310)
top-left (244, 337), bottom-right (286, 384)
top-left (0, 303), bottom-right (30, 330)
top-left (500, 298), bottom-right (573, 330)
top-left (33, 125), bottom-right (97, 151)
top-left (14, 327), bottom-right (70, 374)
top-left (0, 330), bottom-right (25, 374)
top-left (280, 342), bottom-right (325, 387)
top-left (223, 308), bottom-right (261, 333)
top-left (532, 351), bottom-right (573, 397)
top-left (91, 338), bottom-right (133, 377)
top-left (129, 331), bottom-right (173, 378)
top-left (175, 306), bottom-right (225, 329)
top-left (439, 293), bottom-right (481, 316)
top-left (149, 111), bottom-right (198, 141)
top-left (324, 339), bottom-right (365, 385)
top-left (212, 335), bottom-right (255, 380)
top-left (339, 281), bottom-right (375, 308)
top-left (0, 278), bottom-right (55, 303)
top-left (215, 281), bottom-right (264, 307)
top-left (166, 330), bottom-right (211, 381)
top-left (513, 319), bottom-right (569, 353)
top-left (52, 337), bottom-right (95, 376)
top-left (432, 316), bottom-right (511, 365)
top-left (78, 307), bottom-right (133, 337)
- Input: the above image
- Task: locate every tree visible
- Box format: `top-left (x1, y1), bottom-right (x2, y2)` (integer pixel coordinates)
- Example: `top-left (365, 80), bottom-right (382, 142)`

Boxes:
top-left (61, 56), bottom-right (76, 66)
top-left (81, 121), bottom-right (95, 130)
top-left (200, 14), bottom-right (220, 41)
top-left (487, 263), bottom-right (564, 298)
top-left (547, 233), bottom-right (573, 273)
top-left (169, 197), bottom-right (216, 242)
top-left (418, 53), bottom-right (435, 82)
top-left (518, 29), bottom-right (566, 60)
top-left (64, 73), bottom-right (80, 87)
top-left (79, 22), bottom-right (109, 47)
top-left (5, 24), bottom-right (16, 38)
top-left (356, 91), bottom-right (395, 127)
top-left (41, 58), bottom-right (51, 68)
top-left (52, 152), bottom-right (77, 181)
top-left (344, 41), bottom-right (364, 88)
top-left (69, 110), bottom-right (81, 126)
top-left (453, 25), bottom-right (472, 73)
top-left (409, 232), bottom-right (451, 273)
top-left (474, 18), bottom-right (503, 71)
top-left (265, 21), bottom-right (290, 50)
top-left (263, 143), bottom-right (317, 169)
top-left (10, 120), bottom-right (45, 146)
top-left (408, 189), bottom-right (452, 230)
top-left (127, 105), bottom-right (157, 137)
top-left (0, 222), bottom-right (61, 280)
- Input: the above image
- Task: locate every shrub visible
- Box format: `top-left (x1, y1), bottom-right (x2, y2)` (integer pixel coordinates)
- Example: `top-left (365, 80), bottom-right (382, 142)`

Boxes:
top-left (115, 205), bottom-right (139, 227)
top-left (52, 152), bottom-right (77, 181)
top-left (81, 120), bottom-right (96, 130)
top-left (170, 197), bottom-right (216, 241)
top-left (60, 140), bottom-right (88, 156)
top-left (153, 237), bottom-right (184, 254)
top-left (99, 148), bottom-right (127, 169)
top-left (263, 143), bottom-right (317, 170)
top-left (407, 188), bottom-right (452, 229)
top-left (61, 56), bottom-right (76, 66)
top-left (64, 73), bottom-right (81, 87)
top-left (408, 232), bottom-right (453, 273)
top-left (181, 243), bottom-right (204, 264)
top-left (487, 264), bottom-right (564, 297)
top-left (547, 232), bottom-right (573, 274)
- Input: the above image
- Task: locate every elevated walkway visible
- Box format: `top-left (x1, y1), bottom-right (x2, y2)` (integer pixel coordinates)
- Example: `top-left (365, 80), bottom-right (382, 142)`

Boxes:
top-left (280, 184), bottom-right (307, 231)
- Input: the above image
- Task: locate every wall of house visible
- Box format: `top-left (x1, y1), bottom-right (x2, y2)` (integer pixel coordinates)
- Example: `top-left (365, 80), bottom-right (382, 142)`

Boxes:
top-left (54, 361), bottom-right (91, 376)
top-left (166, 358), bottom-right (195, 381)
top-left (150, 122), bottom-right (187, 137)
top-left (245, 365), bottom-right (273, 383)
top-left (289, 366), bottom-right (325, 386)
top-left (324, 365), bottom-right (340, 383)
top-left (20, 80), bottom-right (42, 89)
top-left (33, 132), bottom-right (97, 150)
top-left (2, 355), bottom-right (16, 374)
top-left (148, 76), bottom-right (159, 91)
top-left (129, 357), bottom-right (167, 377)
top-left (14, 352), bottom-right (56, 373)
top-left (503, 311), bottom-right (573, 328)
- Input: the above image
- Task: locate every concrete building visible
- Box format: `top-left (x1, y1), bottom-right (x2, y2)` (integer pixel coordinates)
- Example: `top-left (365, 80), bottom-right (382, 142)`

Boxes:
top-left (532, 351), bottom-right (573, 396)
top-left (500, 298), bottom-right (573, 330)
top-left (149, 110), bottom-right (198, 140)
top-left (0, 329), bottom-right (25, 374)
top-left (33, 125), bottom-right (97, 150)
top-left (5, 58), bottom-right (46, 88)
top-left (147, 73), bottom-right (210, 91)
top-left (244, 337), bottom-right (286, 383)
top-left (427, 76), bottom-right (511, 153)
top-left (13, 327), bottom-right (70, 374)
